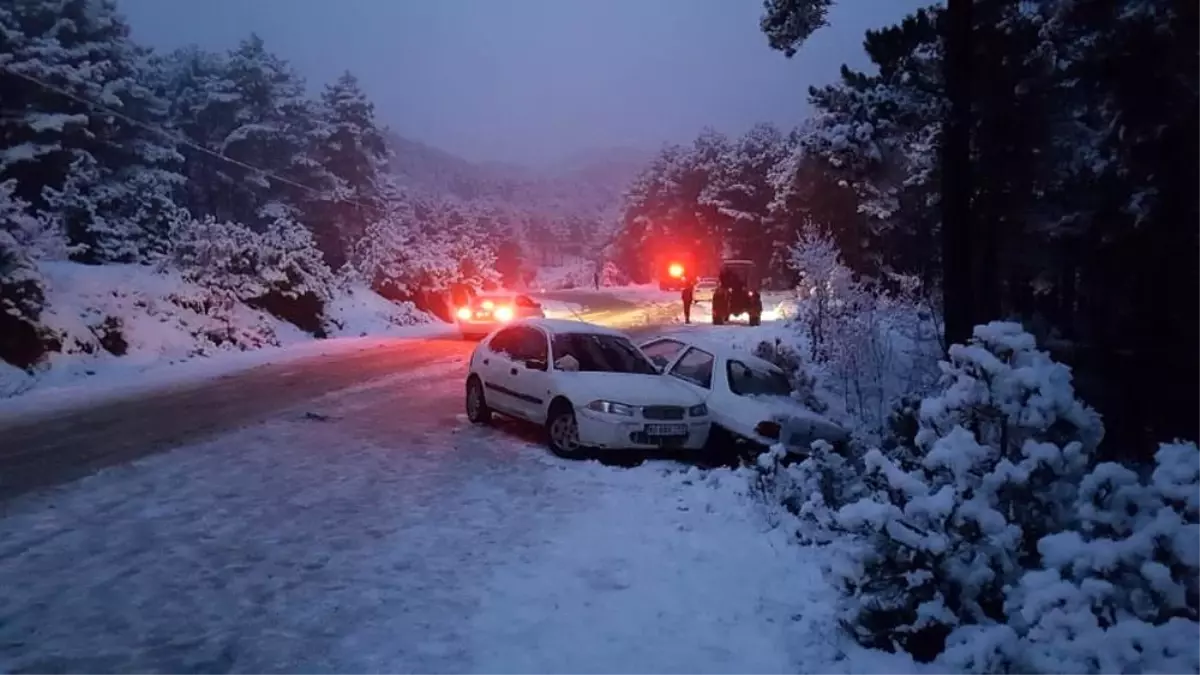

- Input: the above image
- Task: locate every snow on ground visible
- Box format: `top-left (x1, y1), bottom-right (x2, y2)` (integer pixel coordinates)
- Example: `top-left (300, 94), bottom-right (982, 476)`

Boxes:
top-left (536, 298), bottom-right (586, 320)
top-left (0, 262), bottom-right (451, 417)
top-left (0, 357), bottom-right (922, 673)
top-left (326, 282), bottom-right (439, 338)
top-left (470, 456), bottom-right (922, 674)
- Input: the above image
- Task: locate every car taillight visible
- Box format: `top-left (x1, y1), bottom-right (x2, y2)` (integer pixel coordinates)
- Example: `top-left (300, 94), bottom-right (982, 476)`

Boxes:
top-left (481, 299), bottom-right (494, 310)
top-left (755, 421), bottom-right (781, 439)
top-left (494, 306), bottom-right (514, 321)
top-left (668, 263), bottom-right (684, 278)
top-left (456, 307), bottom-right (472, 320)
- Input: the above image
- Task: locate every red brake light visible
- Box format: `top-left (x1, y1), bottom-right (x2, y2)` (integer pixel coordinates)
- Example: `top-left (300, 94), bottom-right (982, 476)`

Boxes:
top-left (668, 263), bottom-right (684, 278)
top-left (456, 307), bottom-right (472, 320)
top-left (494, 306), bottom-right (514, 322)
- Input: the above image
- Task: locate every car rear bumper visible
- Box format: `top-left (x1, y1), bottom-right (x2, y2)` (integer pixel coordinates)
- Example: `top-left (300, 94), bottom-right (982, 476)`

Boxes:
top-left (576, 410), bottom-right (710, 450)
top-left (458, 320), bottom-right (499, 337)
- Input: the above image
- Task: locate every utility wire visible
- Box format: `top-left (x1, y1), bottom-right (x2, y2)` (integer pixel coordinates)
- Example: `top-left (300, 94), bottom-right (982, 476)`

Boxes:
top-left (0, 63), bottom-right (385, 216)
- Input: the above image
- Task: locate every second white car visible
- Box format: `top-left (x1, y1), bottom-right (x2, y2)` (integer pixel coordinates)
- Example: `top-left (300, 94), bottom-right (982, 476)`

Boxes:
top-left (639, 334), bottom-right (848, 455)
top-left (464, 318), bottom-right (712, 457)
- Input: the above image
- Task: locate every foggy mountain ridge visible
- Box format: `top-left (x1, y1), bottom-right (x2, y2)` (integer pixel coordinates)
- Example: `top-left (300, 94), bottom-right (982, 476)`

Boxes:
top-left (386, 132), bottom-right (651, 221)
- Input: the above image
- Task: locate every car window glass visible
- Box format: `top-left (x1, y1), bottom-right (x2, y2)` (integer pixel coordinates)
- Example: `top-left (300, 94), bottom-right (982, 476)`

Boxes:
top-left (489, 328), bottom-right (519, 356)
top-left (669, 348), bottom-right (715, 389)
top-left (519, 328), bottom-right (548, 363)
top-left (727, 360), bottom-right (792, 396)
top-left (552, 333), bottom-right (658, 374)
top-left (515, 295), bottom-right (536, 308)
top-left (639, 339), bottom-right (686, 369)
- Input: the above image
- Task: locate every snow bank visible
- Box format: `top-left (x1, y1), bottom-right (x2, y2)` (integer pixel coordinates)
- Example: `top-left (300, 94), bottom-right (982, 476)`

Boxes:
top-left (0, 262), bottom-right (447, 410)
top-left (326, 283), bottom-right (439, 338)
top-left (471, 456), bottom-right (926, 674)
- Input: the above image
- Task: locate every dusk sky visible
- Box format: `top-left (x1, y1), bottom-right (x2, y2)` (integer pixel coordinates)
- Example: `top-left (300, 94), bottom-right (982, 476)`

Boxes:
top-left (117, 0), bottom-right (931, 167)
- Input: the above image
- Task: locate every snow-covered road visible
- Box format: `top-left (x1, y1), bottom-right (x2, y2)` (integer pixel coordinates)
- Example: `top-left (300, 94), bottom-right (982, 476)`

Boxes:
top-left (0, 351), bottom-right (855, 673)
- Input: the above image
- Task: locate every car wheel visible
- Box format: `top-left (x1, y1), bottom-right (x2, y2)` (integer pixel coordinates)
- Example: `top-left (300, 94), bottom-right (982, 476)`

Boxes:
top-left (546, 401), bottom-right (585, 459)
top-left (748, 313), bottom-right (761, 327)
top-left (465, 376), bottom-right (492, 424)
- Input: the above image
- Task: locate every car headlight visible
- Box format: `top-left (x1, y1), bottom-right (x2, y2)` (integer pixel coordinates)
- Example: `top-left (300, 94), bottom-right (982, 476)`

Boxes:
top-left (586, 400), bottom-right (635, 417)
top-left (688, 403), bottom-right (708, 417)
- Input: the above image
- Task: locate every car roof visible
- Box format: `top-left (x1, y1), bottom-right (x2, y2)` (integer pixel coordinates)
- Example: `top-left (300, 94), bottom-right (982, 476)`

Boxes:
top-left (639, 333), bottom-right (781, 371)
top-left (516, 317), bottom-right (626, 338)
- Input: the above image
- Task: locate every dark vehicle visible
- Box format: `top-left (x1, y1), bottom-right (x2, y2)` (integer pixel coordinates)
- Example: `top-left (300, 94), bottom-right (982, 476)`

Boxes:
top-left (711, 259), bottom-right (762, 326)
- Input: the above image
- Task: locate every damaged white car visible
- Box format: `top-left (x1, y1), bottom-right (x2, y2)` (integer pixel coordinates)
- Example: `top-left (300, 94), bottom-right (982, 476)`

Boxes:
top-left (465, 319), bottom-right (712, 458)
top-left (638, 334), bottom-right (848, 455)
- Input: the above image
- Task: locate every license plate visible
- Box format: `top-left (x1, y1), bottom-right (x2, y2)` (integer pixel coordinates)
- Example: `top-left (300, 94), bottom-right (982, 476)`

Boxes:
top-left (645, 423), bottom-right (688, 436)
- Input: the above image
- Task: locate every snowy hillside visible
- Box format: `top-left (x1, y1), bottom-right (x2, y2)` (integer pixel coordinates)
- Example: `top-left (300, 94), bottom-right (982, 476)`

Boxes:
top-left (0, 262), bottom-right (440, 399)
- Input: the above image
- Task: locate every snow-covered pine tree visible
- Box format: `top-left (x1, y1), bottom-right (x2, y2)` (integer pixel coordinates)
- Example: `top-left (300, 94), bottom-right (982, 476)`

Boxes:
top-left (0, 0), bottom-right (185, 264)
top-left (215, 34), bottom-right (330, 229)
top-left (832, 322), bottom-right (1104, 662)
top-left (304, 71), bottom-right (389, 267)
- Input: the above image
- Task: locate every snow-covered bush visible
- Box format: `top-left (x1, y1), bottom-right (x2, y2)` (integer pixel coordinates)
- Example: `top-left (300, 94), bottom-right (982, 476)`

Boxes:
top-left (599, 260), bottom-right (627, 286)
top-left (171, 216), bottom-right (335, 335)
top-left (354, 201), bottom-right (499, 313)
top-left (0, 230), bottom-right (50, 368)
top-left (786, 228), bottom-right (940, 437)
top-left (0, 182), bottom-right (56, 368)
top-left (941, 441), bottom-right (1200, 674)
top-left (752, 439), bottom-right (868, 543)
top-left (752, 337), bottom-right (829, 414)
top-left (831, 322), bottom-right (1105, 662)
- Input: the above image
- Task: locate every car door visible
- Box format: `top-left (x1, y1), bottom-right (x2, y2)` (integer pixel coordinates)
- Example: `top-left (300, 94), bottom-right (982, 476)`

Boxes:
top-left (501, 326), bottom-right (553, 422)
top-left (479, 327), bottom-right (524, 415)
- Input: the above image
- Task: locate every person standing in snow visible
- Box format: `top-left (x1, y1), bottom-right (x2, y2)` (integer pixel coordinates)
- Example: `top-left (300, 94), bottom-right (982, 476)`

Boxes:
top-left (593, 270), bottom-right (600, 290)
top-left (681, 281), bottom-right (694, 324)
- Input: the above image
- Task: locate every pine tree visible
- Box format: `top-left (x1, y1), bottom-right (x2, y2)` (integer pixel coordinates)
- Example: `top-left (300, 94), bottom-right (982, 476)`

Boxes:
top-left (0, 0), bottom-right (185, 263)
top-left (307, 71), bottom-right (390, 266)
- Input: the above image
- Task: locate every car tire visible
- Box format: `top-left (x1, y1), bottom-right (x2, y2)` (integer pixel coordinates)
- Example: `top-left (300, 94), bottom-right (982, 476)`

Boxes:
top-left (748, 313), bottom-right (761, 327)
top-left (465, 376), bottom-right (492, 425)
top-left (546, 399), bottom-right (585, 459)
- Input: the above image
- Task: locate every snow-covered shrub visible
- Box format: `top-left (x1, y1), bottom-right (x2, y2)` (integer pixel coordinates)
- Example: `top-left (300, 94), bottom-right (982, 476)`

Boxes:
top-left (940, 441), bottom-right (1200, 674)
top-left (786, 228), bottom-right (940, 437)
top-left (0, 230), bottom-right (50, 368)
top-left (752, 439), bottom-right (868, 543)
top-left (599, 260), bottom-right (627, 286)
top-left (0, 182), bottom-right (56, 368)
top-left (832, 322), bottom-right (1105, 662)
top-left (171, 216), bottom-right (334, 335)
top-left (752, 337), bottom-right (828, 414)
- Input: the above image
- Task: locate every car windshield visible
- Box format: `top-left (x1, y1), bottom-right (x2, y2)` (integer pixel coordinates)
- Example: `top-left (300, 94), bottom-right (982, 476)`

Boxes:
top-left (727, 360), bottom-right (792, 397)
top-left (551, 333), bottom-right (658, 375)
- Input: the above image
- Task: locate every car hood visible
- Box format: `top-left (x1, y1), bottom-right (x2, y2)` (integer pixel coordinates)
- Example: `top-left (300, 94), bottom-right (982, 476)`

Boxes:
top-left (558, 372), bottom-right (703, 407)
top-left (724, 394), bottom-right (849, 445)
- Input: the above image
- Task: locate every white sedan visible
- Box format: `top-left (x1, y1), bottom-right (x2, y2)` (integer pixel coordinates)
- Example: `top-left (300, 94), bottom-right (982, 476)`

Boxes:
top-left (638, 334), bottom-right (849, 454)
top-left (456, 293), bottom-right (545, 339)
top-left (464, 318), bottom-right (712, 457)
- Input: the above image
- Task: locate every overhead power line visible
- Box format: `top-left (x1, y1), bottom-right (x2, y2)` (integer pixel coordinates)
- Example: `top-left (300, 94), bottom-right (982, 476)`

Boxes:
top-left (0, 63), bottom-right (384, 216)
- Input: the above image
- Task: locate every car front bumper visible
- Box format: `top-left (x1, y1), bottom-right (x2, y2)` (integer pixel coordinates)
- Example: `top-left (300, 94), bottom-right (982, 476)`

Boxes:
top-left (576, 410), bottom-right (710, 450)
